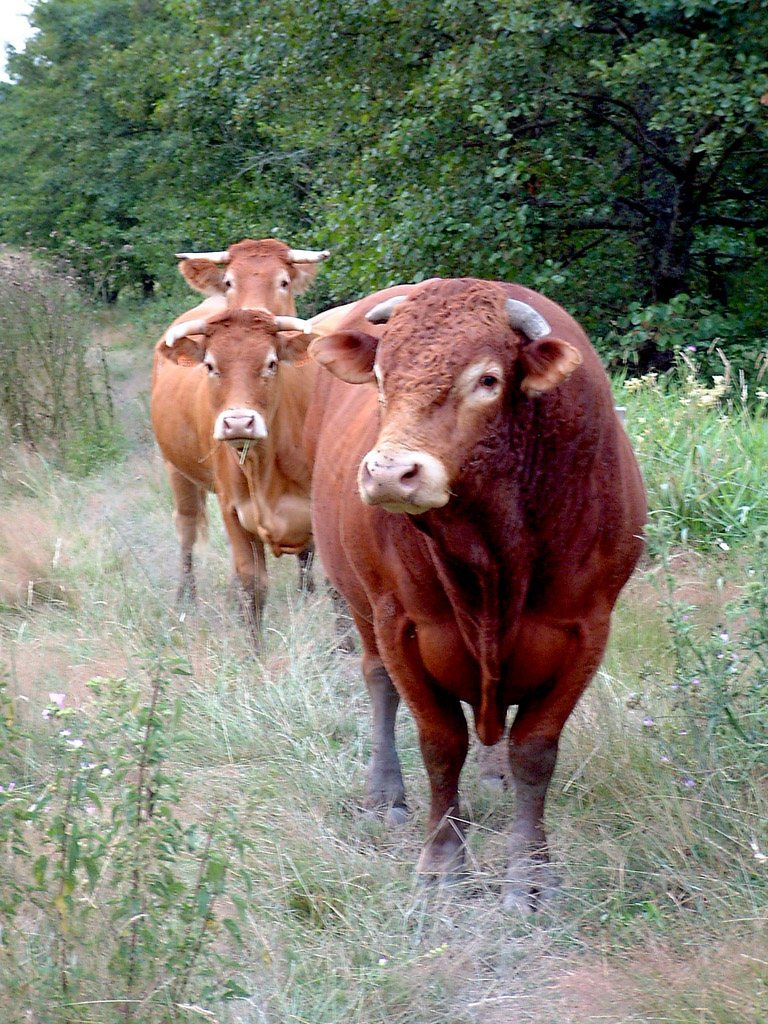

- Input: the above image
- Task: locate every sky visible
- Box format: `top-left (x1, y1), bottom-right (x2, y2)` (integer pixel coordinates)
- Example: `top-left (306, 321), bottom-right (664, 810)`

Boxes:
top-left (0, 0), bottom-right (34, 82)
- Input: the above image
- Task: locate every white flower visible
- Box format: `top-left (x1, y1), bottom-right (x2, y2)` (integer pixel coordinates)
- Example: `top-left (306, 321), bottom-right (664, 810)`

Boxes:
top-left (49, 692), bottom-right (66, 708)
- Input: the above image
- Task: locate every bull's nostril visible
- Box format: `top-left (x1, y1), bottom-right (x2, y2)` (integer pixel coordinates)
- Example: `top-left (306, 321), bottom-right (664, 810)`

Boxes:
top-left (401, 466), bottom-right (419, 482)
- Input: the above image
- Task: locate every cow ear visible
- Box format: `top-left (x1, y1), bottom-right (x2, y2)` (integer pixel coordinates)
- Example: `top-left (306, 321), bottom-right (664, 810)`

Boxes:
top-left (178, 258), bottom-right (227, 297)
top-left (158, 319), bottom-right (210, 365)
top-left (275, 330), bottom-right (312, 364)
top-left (308, 330), bottom-right (378, 384)
top-left (518, 337), bottom-right (582, 396)
top-left (288, 262), bottom-right (321, 296)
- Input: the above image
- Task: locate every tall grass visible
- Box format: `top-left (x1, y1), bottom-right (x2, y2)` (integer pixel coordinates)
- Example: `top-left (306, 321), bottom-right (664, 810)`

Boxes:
top-left (0, 309), bottom-right (766, 1022)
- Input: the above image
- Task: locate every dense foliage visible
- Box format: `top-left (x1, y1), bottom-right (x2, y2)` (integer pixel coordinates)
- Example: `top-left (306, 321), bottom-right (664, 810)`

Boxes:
top-left (1, 0), bottom-right (766, 365)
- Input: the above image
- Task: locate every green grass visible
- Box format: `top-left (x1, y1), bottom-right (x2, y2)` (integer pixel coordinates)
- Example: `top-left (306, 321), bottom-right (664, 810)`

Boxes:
top-left (1, 312), bottom-right (766, 1023)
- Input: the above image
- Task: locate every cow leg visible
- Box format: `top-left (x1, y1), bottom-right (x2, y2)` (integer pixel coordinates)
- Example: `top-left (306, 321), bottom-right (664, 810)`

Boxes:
top-left (361, 651), bottom-right (408, 824)
top-left (297, 542), bottom-right (315, 594)
top-left (504, 620), bottom-right (611, 913)
top-left (217, 497), bottom-right (267, 645)
top-left (167, 465), bottom-right (207, 604)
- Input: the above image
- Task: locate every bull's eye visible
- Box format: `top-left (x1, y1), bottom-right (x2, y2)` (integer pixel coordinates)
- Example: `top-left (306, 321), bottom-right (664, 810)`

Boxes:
top-left (224, 277), bottom-right (234, 290)
top-left (264, 357), bottom-right (278, 375)
top-left (479, 373), bottom-right (499, 389)
top-left (204, 360), bottom-right (218, 377)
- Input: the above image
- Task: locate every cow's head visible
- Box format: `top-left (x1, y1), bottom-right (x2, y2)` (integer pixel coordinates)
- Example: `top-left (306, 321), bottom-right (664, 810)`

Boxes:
top-left (160, 309), bottom-right (312, 448)
top-left (175, 238), bottom-right (329, 317)
top-left (309, 279), bottom-right (582, 514)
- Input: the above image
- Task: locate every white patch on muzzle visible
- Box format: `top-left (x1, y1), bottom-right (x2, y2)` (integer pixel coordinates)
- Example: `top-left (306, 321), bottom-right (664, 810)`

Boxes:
top-left (213, 407), bottom-right (268, 443)
top-left (358, 446), bottom-right (450, 514)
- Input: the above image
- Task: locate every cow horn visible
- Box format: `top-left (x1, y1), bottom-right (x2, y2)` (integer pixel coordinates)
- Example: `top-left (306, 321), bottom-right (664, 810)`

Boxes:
top-left (286, 248), bottom-right (330, 264)
top-left (274, 315), bottom-right (312, 334)
top-left (365, 294), bottom-right (408, 323)
top-left (505, 298), bottom-right (551, 340)
top-left (165, 319), bottom-right (209, 347)
top-left (174, 250), bottom-right (231, 264)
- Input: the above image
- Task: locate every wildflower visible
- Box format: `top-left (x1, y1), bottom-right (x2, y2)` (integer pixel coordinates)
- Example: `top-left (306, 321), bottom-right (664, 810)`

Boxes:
top-left (684, 779), bottom-right (696, 788)
top-left (642, 717), bottom-right (654, 727)
top-left (378, 957), bottom-right (388, 965)
top-left (691, 678), bottom-right (701, 686)
top-left (685, 345), bottom-right (696, 352)
top-left (660, 756), bottom-right (671, 763)
top-left (59, 728), bottom-right (71, 737)
top-left (719, 632), bottom-right (730, 643)
top-left (66, 738), bottom-right (84, 749)
top-left (49, 692), bottom-right (66, 708)
top-left (41, 708), bottom-right (52, 720)
top-left (716, 539), bottom-right (730, 551)
top-left (100, 767), bottom-right (112, 777)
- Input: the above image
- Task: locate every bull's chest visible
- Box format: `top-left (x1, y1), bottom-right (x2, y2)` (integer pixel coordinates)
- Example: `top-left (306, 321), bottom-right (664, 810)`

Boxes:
top-left (382, 604), bottom-right (577, 709)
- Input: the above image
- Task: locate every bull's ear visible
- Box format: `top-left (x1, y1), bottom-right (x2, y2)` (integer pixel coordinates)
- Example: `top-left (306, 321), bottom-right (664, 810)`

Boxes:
top-left (519, 337), bottom-right (582, 396)
top-left (178, 258), bottom-right (227, 297)
top-left (308, 330), bottom-right (378, 384)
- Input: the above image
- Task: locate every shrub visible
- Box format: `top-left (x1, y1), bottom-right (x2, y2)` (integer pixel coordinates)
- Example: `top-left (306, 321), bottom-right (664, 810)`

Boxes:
top-left (0, 250), bottom-right (118, 475)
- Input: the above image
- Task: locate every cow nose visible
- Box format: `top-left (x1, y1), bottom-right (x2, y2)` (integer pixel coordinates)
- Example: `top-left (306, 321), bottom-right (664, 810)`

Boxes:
top-left (213, 407), bottom-right (268, 442)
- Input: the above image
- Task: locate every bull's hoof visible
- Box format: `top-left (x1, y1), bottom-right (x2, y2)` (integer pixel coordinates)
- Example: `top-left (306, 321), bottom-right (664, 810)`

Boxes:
top-left (478, 770), bottom-right (507, 793)
top-left (416, 836), bottom-right (465, 882)
top-left (502, 854), bottom-right (559, 914)
top-left (360, 798), bottom-right (409, 826)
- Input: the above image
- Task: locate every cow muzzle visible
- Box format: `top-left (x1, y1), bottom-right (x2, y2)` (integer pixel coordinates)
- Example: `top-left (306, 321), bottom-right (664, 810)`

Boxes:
top-left (358, 447), bottom-right (450, 514)
top-left (213, 407), bottom-right (268, 446)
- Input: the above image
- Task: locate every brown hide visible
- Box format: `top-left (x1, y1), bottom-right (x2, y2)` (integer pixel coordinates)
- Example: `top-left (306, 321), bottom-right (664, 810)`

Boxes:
top-left (150, 237), bottom-right (324, 613)
top-left (152, 308), bottom-right (316, 627)
top-left (305, 277), bottom-right (646, 908)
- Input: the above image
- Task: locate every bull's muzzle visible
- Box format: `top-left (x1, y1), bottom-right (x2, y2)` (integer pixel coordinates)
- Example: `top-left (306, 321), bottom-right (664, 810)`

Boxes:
top-left (213, 407), bottom-right (268, 445)
top-left (358, 447), bottom-right (450, 513)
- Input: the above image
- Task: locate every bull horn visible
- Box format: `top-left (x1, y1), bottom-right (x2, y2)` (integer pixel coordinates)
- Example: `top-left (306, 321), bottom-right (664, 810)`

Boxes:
top-left (274, 315), bottom-right (312, 334)
top-left (165, 318), bottom-right (209, 347)
top-left (286, 248), bottom-right (330, 264)
top-left (365, 294), bottom-right (408, 323)
top-left (505, 298), bottom-right (551, 340)
top-left (174, 250), bottom-right (231, 263)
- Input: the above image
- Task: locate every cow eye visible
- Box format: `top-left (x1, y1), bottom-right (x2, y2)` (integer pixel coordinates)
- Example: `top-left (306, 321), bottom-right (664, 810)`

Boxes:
top-left (264, 357), bottom-right (278, 375)
top-left (478, 373), bottom-right (499, 389)
top-left (204, 360), bottom-right (218, 376)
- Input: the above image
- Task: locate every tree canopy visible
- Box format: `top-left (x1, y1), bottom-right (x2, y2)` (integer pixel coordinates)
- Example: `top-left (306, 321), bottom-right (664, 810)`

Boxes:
top-left (1, 0), bottom-right (766, 363)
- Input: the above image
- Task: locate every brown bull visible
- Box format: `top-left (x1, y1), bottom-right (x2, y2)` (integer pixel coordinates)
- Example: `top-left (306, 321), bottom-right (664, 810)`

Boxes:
top-left (305, 278), bottom-right (646, 911)
top-left (151, 238), bottom-right (327, 605)
top-left (155, 308), bottom-right (316, 635)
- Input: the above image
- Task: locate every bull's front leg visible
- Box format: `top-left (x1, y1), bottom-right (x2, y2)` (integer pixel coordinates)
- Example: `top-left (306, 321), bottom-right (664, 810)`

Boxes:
top-left (413, 694), bottom-right (469, 880)
top-left (376, 609), bottom-right (469, 880)
top-left (361, 653), bottom-right (408, 824)
top-left (504, 618), bottom-right (611, 912)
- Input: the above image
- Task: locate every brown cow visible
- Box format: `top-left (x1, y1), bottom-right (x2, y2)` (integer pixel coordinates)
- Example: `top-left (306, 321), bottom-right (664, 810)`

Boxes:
top-left (155, 308), bottom-right (316, 635)
top-left (305, 278), bottom-right (646, 911)
top-left (151, 238), bottom-right (328, 604)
